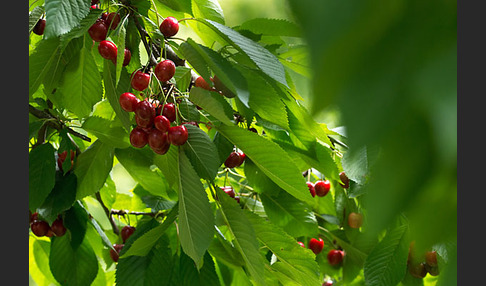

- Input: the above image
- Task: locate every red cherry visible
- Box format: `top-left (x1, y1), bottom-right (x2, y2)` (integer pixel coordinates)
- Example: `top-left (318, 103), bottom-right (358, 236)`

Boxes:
top-left (135, 114), bottom-right (154, 129)
top-left (148, 129), bottom-right (170, 151)
top-left (408, 262), bottom-right (427, 278)
top-left (105, 12), bottom-right (121, 30)
top-left (298, 241), bottom-right (305, 248)
top-left (162, 103), bottom-right (177, 122)
top-left (195, 76), bottom-right (211, 90)
top-left (323, 281), bottom-right (333, 286)
top-left (308, 238), bottom-right (324, 255)
top-left (224, 152), bottom-right (242, 168)
top-left (221, 186), bottom-right (235, 198)
top-left (131, 70), bottom-right (151, 91)
top-left (348, 212), bottom-right (363, 229)
top-left (101, 12), bottom-right (109, 21)
top-left (307, 182), bottom-right (316, 197)
top-left (152, 143), bottom-right (171, 155)
top-left (135, 100), bottom-right (155, 121)
top-left (51, 217), bottom-right (67, 237)
top-left (327, 249), bottom-right (344, 266)
top-left (110, 244), bottom-right (124, 262)
top-left (234, 196), bottom-right (240, 204)
top-left (159, 16), bottom-right (179, 37)
top-left (33, 19), bottom-right (46, 35)
top-left (122, 48), bottom-right (131, 66)
top-left (129, 127), bottom-right (149, 148)
top-left (31, 220), bottom-right (50, 237)
top-left (168, 125), bottom-right (188, 146)
top-left (154, 115), bottom-right (171, 132)
top-left (88, 19), bottom-right (108, 42)
top-left (154, 60), bottom-right (176, 82)
top-left (30, 212), bottom-right (39, 223)
top-left (98, 40), bottom-right (118, 61)
top-left (119, 92), bottom-right (139, 112)
top-left (91, 0), bottom-right (100, 5)
top-left (339, 171), bottom-right (350, 188)
top-left (314, 180), bottom-right (331, 197)
top-left (121, 226), bottom-right (136, 243)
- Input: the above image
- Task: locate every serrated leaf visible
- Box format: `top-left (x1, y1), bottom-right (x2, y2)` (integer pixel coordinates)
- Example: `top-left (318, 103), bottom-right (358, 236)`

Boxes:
top-left (182, 124), bottom-right (220, 181)
top-left (216, 124), bottom-right (314, 206)
top-left (180, 40), bottom-right (212, 84)
top-left (59, 9), bottom-right (101, 51)
top-left (153, 145), bottom-right (179, 190)
top-left (29, 37), bottom-right (61, 97)
top-left (64, 201), bottom-right (89, 249)
top-left (115, 147), bottom-right (170, 198)
top-left (82, 116), bottom-right (130, 148)
top-left (245, 211), bottom-right (321, 286)
top-left (111, 16), bottom-right (128, 85)
top-left (44, 0), bottom-right (90, 39)
top-left (29, 143), bottom-right (56, 212)
top-left (237, 18), bottom-right (301, 37)
top-left (29, 6), bottom-right (45, 34)
top-left (37, 173), bottom-right (77, 224)
top-left (49, 235), bottom-right (98, 286)
top-left (192, 0), bottom-right (224, 24)
top-left (103, 60), bottom-right (132, 131)
top-left (216, 187), bottom-right (266, 286)
top-left (88, 215), bottom-right (114, 250)
top-left (364, 224), bottom-right (409, 286)
top-left (198, 19), bottom-right (287, 87)
top-left (178, 99), bottom-right (200, 122)
top-left (59, 46), bottom-right (102, 119)
top-left (177, 150), bottom-right (214, 268)
top-left (174, 66), bottom-right (193, 92)
top-left (189, 88), bottom-right (234, 125)
top-left (74, 140), bottom-right (115, 200)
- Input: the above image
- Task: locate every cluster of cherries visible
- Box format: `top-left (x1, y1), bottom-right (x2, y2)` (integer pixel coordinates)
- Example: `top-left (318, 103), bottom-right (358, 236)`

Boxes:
top-left (298, 238), bottom-right (345, 267)
top-left (407, 241), bottom-right (440, 278)
top-left (109, 225), bottom-right (136, 262)
top-left (30, 212), bottom-right (67, 238)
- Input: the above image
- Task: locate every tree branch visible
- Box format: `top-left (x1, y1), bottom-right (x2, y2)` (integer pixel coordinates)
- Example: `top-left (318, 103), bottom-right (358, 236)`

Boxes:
top-left (95, 192), bottom-right (120, 235)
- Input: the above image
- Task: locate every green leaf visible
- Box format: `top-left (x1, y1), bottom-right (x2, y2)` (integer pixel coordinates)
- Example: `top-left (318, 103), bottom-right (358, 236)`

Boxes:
top-left (74, 140), bottom-right (115, 200)
top-left (198, 19), bottom-right (287, 87)
top-left (38, 173), bottom-right (77, 224)
top-left (153, 145), bottom-right (180, 190)
top-left (29, 37), bottom-right (61, 97)
top-left (115, 147), bottom-right (170, 198)
top-left (111, 16), bottom-right (128, 85)
top-left (64, 201), bottom-right (89, 249)
top-left (182, 124), bottom-right (220, 181)
top-left (29, 6), bottom-right (45, 34)
top-left (29, 143), bottom-right (56, 212)
top-left (58, 46), bottom-right (103, 119)
top-left (189, 88), bottom-right (234, 125)
top-left (177, 150), bottom-right (214, 268)
top-left (103, 60), bottom-right (132, 132)
top-left (32, 239), bottom-right (57, 284)
top-left (174, 66), bottom-right (194, 92)
top-left (179, 41), bottom-right (212, 85)
top-left (82, 116), bottom-right (130, 148)
top-left (364, 224), bottom-right (409, 286)
top-left (88, 215), bottom-right (114, 250)
top-left (192, 0), bottom-right (224, 24)
top-left (245, 211), bottom-right (321, 286)
top-left (59, 8), bottom-right (101, 51)
top-left (178, 99), bottom-right (200, 122)
top-left (216, 187), bottom-right (266, 286)
top-left (216, 124), bottom-right (313, 206)
top-left (49, 235), bottom-right (99, 286)
top-left (237, 18), bottom-right (301, 37)
top-left (44, 0), bottom-right (90, 39)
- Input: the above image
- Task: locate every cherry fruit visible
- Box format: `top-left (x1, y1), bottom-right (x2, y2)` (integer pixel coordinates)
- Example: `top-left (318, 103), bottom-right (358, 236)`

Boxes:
top-left (339, 171), bottom-right (350, 188)
top-left (50, 217), bottom-right (67, 237)
top-left (425, 251), bottom-right (438, 267)
top-left (224, 151), bottom-right (242, 168)
top-left (308, 238), bottom-right (324, 255)
top-left (123, 48), bottom-right (131, 66)
top-left (348, 212), bottom-right (363, 229)
top-left (195, 76), bottom-right (211, 90)
top-left (154, 60), bottom-right (176, 82)
top-left (307, 182), bottom-right (316, 197)
top-left (162, 103), bottom-right (177, 122)
top-left (168, 125), bottom-right (188, 146)
top-left (130, 127), bottom-right (149, 148)
top-left (135, 100), bottom-right (155, 121)
top-left (110, 244), bottom-right (124, 262)
top-left (105, 12), bottom-right (121, 30)
top-left (314, 180), bottom-right (331, 197)
top-left (88, 19), bottom-right (108, 42)
top-left (98, 40), bottom-right (118, 61)
top-left (31, 220), bottom-right (50, 237)
top-left (121, 226), bottom-right (136, 243)
top-left (154, 115), bottom-right (171, 133)
top-left (131, 70), bottom-right (151, 91)
top-left (327, 249), bottom-right (344, 266)
top-left (221, 186), bottom-right (235, 198)
top-left (148, 129), bottom-right (170, 151)
top-left (119, 92), bottom-right (139, 112)
top-left (33, 19), bottom-right (46, 35)
top-left (159, 16), bottom-right (179, 37)
top-left (298, 241), bottom-right (305, 248)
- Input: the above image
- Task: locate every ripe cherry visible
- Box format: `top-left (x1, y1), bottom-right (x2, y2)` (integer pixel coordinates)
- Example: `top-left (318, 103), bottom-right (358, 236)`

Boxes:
top-left (105, 12), bottom-right (121, 30)
top-left (314, 180), bottom-right (331, 197)
top-left (168, 125), bottom-right (188, 146)
top-left (152, 143), bottom-right (171, 155)
top-left (135, 100), bottom-right (155, 121)
top-left (234, 196), bottom-right (240, 204)
top-left (33, 19), bottom-right (46, 35)
top-left (237, 151), bottom-right (246, 165)
top-left (159, 16), bottom-right (179, 37)
top-left (298, 241), bottom-right (305, 248)
top-left (130, 127), bottom-right (149, 148)
top-left (195, 76), bottom-right (211, 90)
top-left (88, 19), bottom-right (108, 42)
top-left (148, 129), bottom-right (170, 151)
top-left (122, 48), bottom-right (131, 66)
top-left (154, 60), bottom-right (176, 82)
top-left (323, 281), bottom-right (333, 286)
top-left (57, 150), bottom-right (75, 172)
top-left (50, 217), bottom-right (67, 237)
top-left (339, 171), bottom-right (350, 188)
top-left (131, 70), bottom-right (151, 91)
top-left (308, 238), bottom-right (324, 255)
top-left (162, 103), bottom-right (177, 122)
top-left (221, 186), bottom-right (235, 198)
top-left (98, 40), bottom-right (118, 61)
top-left (327, 249), bottom-right (344, 266)
top-left (307, 182), bottom-right (316, 197)
top-left (121, 226), bottom-right (136, 243)
top-left (31, 220), bottom-right (50, 237)
top-left (348, 212), bottom-right (363, 229)
top-left (119, 92), bottom-right (139, 112)
top-left (408, 262), bottom-right (427, 278)
top-left (110, 244), bottom-right (124, 262)
top-left (224, 152), bottom-right (242, 168)
top-left (154, 115), bottom-right (170, 133)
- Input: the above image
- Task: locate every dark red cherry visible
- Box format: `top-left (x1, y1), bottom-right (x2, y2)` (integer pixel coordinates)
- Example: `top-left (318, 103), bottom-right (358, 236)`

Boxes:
top-left (129, 127), bottom-right (149, 148)
top-left (162, 103), bottom-right (177, 122)
top-left (154, 115), bottom-right (170, 133)
top-left (33, 19), bottom-right (46, 35)
top-left (159, 16), bottom-right (179, 37)
top-left (168, 125), bottom-right (188, 146)
top-left (314, 180), bottom-right (331, 197)
top-left (50, 217), bottom-right (67, 237)
top-left (307, 182), bottom-right (316, 197)
top-left (308, 238), bottom-right (324, 255)
top-left (119, 92), bottom-right (139, 112)
top-left (135, 100), bottom-right (155, 121)
top-left (154, 60), bottom-right (176, 82)
top-left (130, 70), bottom-right (151, 91)
top-left (121, 226), bottom-right (136, 243)
top-left (88, 19), bottom-right (108, 42)
top-left (327, 249), bottom-right (344, 266)
top-left (148, 129), bottom-right (170, 151)
top-left (30, 220), bottom-right (50, 237)
top-left (98, 40), bottom-right (118, 61)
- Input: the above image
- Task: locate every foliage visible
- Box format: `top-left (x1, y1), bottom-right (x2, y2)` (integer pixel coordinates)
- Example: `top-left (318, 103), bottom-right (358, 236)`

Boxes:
top-left (29, 0), bottom-right (456, 285)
